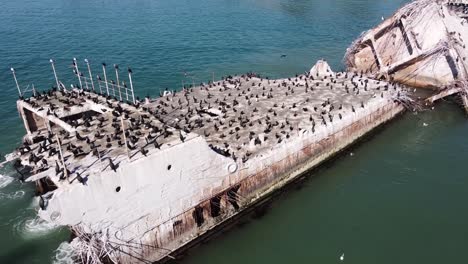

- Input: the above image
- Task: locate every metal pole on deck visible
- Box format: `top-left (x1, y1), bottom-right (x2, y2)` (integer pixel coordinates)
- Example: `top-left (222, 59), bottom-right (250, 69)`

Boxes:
top-left (120, 116), bottom-right (130, 159)
top-left (96, 75), bottom-right (103, 94)
top-left (49, 59), bottom-right (62, 91)
top-left (123, 82), bottom-right (129, 101)
top-left (128, 67), bottom-right (136, 104)
top-left (83, 73), bottom-right (89, 91)
top-left (111, 80), bottom-right (116, 97)
top-left (43, 115), bottom-right (51, 131)
top-left (55, 134), bottom-right (70, 183)
top-left (114, 64), bottom-right (122, 101)
top-left (85, 59), bottom-right (95, 91)
top-left (102, 63), bottom-right (110, 96)
top-left (73, 58), bottom-right (83, 90)
top-left (10, 68), bottom-right (22, 97)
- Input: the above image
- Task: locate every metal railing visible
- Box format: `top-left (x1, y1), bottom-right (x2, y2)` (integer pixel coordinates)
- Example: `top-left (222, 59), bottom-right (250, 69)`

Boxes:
top-left (10, 58), bottom-right (137, 104)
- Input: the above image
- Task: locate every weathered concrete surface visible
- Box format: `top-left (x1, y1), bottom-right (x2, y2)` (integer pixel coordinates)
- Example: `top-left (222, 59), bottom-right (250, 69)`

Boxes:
top-left (345, 0), bottom-right (468, 89)
top-left (12, 61), bottom-right (410, 263)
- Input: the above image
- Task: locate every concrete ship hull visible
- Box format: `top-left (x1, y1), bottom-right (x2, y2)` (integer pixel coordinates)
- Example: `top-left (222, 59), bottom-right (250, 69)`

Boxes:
top-left (10, 59), bottom-right (410, 263)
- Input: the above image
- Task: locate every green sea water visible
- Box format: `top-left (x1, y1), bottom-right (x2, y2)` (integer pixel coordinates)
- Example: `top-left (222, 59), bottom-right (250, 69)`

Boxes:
top-left (2, 0), bottom-right (468, 263)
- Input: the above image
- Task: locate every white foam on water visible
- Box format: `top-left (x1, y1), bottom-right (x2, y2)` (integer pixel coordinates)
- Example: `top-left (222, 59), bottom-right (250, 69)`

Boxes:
top-left (52, 242), bottom-right (76, 264)
top-left (12, 190), bottom-right (25, 199)
top-left (29, 196), bottom-right (39, 208)
top-left (14, 215), bottom-right (60, 239)
top-left (0, 174), bottom-right (14, 189)
top-left (0, 190), bottom-right (25, 200)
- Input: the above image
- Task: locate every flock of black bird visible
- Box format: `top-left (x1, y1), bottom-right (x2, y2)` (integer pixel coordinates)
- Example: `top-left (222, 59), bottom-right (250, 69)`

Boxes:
top-left (16, 71), bottom-right (404, 185)
top-left (18, 87), bottom-right (179, 184)
top-left (448, 1), bottom-right (468, 15)
top-left (146, 71), bottom-right (403, 164)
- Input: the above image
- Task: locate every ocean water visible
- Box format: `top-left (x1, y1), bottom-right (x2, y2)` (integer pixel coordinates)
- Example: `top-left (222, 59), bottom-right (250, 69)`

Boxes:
top-left (2, 0), bottom-right (468, 263)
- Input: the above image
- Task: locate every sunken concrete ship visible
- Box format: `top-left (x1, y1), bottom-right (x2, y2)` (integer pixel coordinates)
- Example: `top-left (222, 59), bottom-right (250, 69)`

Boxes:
top-left (345, 0), bottom-right (468, 110)
top-left (7, 58), bottom-right (411, 263)
top-left (346, 0), bottom-right (468, 88)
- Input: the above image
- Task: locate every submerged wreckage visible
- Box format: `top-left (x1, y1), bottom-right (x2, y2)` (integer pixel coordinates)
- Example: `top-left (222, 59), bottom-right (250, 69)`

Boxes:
top-left (345, 0), bottom-right (468, 110)
top-left (7, 58), bottom-right (411, 263)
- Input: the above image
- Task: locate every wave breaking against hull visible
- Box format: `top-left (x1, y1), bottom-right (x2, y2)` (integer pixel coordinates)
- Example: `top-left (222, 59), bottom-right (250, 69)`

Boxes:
top-left (0, 174), bottom-right (14, 189)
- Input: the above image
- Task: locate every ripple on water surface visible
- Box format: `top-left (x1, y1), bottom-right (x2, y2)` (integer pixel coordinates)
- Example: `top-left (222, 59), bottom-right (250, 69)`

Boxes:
top-left (0, 174), bottom-right (14, 189)
top-left (13, 214), bottom-right (60, 240)
top-left (0, 190), bottom-right (25, 201)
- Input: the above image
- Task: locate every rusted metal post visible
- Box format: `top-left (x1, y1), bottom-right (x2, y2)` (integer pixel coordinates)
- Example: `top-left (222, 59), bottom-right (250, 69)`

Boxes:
top-left (84, 76), bottom-right (89, 91)
top-left (73, 58), bottom-right (83, 90)
top-left (102, 63), bottom-right (110, 96)
top-left (114, 64), bottom-right (122, 101)
top-left (55, 134), bottom-right (69, 182)
top-left (10, 68), bottom-right (22, 97)
top-left (124, 81), bottom-right (129, 101)
top-left (85, 59), bottom-right (95, 91)
top-left (128, 67), bottom-right (136, 104)
top-left (96, 75), bottom-right (103, 94)
top-left (121, 115), bottom-right (130, 159)
top-left (111, 80), bottom-right (116, 97)
top-left (49, 59), bottom-right (62, 91)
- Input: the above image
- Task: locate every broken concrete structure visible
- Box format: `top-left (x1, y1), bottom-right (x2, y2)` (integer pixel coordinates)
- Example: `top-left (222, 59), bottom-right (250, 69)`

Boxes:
top-left (345, 0), bottom-right (468, 93)
top-left (10, 60), bottom-right (410, 263)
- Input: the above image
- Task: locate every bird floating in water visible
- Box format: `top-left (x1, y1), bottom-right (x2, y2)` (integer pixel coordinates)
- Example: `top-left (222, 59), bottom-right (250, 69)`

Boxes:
top-left (423, 122), bottom-right (428, 127)
top-left (339, 253), bottom-right (344, 261)
top-left (280, 54), bottom-right (287, 58)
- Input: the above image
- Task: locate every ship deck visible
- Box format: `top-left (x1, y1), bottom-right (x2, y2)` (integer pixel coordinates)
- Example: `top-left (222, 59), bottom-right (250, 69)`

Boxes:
top-left (14, 70), bottom-right (407, 187)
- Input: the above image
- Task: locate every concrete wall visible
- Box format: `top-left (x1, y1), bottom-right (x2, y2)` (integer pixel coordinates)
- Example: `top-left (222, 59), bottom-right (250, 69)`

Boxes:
top-left (40, 136), bottom-right (235, 228)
